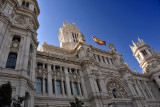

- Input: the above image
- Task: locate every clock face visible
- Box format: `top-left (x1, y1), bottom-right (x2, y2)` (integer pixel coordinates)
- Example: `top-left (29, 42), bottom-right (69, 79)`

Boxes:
top-left (72, 27), bottom-right (76, 30)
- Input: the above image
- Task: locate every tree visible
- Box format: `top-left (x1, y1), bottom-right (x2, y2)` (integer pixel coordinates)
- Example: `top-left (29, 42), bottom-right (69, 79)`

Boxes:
top-left (0, 81), bottom-right (12, 107)
top-left (70, 97), bottom-right (84, 107)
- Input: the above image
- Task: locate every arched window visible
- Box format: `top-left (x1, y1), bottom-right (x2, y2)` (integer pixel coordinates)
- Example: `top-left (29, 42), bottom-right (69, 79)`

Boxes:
top-left (112, 89), bottom-right (117, 98)
top-left (22, 1), bottom-right (25, 6)
top-left (56, 80), bottom-right (62, 94)
top-left (6, 52), bottom-right (17, 69)
top-left (36, 78), bottom-right (42, 92)
top-left (73, 82), bottom-right (79, 95)
top-left (26, 2), bottom-right (29, 8)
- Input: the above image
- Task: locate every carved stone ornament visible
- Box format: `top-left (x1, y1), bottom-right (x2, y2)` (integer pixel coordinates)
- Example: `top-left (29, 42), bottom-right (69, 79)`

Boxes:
top-left (107, 81), bottom-right (128, 98)
top-left (12, 40), bottom-right (19, 48)
top-left (69, 73), bottom-right (80, 82)
top-left (15, 15), bottom-right (27, 25)
top-left (109, 43), bottom-right (119, 55)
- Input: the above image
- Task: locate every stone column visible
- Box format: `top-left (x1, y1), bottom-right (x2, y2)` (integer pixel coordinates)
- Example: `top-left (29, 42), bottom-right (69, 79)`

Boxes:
top-left (54, 78), bottom-right (57, 95)
top-left (42, 76), bottom-right (45, 95)
top-left (64, 67), bottom-right (71, 97)
top-left (48, 64), bottom-right (52, 96)
top-left (144, 81), bottom-right (154, 99)
top-left (127, 81), bottom-right (137, 97)
top-left (78, 82), bottom-right (82, 97)
top-left (31, 49), bottom-right (37, 82)
top-left (137, 81), bottom-right (147, 98)
top-left (80, 77), bottom-right (87, 98)
top-left (22, 36), bottom-right (31, 71)
top-left (61, 80), bottom-right (64, 96)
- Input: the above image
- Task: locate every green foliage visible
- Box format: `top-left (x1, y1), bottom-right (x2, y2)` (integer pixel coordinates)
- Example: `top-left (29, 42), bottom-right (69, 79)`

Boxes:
top-left (70, 97), bottom-right (84, 107)
top-left (12, 96), bottom-right (25, 107)
top-left (0, 81), bottom-right (12, 107)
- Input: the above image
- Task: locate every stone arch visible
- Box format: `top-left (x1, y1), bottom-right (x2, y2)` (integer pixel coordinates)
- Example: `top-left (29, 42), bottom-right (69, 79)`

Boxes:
top-left (106, 78), bottom-right (128, 98)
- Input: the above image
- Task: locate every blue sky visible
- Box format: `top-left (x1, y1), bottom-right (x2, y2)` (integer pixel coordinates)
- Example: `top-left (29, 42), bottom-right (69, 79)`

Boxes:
top-left (37, 0), bottom-right (160, 73)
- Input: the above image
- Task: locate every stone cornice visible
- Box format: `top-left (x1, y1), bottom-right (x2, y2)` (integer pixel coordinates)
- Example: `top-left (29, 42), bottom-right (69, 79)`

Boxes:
top-left (36, 51), bottom-right (80, 66)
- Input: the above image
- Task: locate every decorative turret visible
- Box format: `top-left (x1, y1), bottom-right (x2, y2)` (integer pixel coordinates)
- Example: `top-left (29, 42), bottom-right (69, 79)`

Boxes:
top-left (130, 38), bottom-right (160, 73)
top-left (59, 21), bottom-right (86, 50)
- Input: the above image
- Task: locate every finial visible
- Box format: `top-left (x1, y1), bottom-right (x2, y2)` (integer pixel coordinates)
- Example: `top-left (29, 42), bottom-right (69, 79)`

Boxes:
top-left (66, 19), bottom-right (69, 25)
top-left (132, 40), bottom-right (137, 47)
top-left (138, 37), bottom-right (142, 43)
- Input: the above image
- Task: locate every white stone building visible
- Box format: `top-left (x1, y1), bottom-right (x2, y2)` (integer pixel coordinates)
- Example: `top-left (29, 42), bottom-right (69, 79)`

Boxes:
top-left (0, 0), bottom-right (160, 107)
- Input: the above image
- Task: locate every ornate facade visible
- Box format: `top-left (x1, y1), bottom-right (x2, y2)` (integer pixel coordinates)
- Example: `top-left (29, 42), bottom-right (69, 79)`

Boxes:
top-left (0, 0), bottom-right (160, 107)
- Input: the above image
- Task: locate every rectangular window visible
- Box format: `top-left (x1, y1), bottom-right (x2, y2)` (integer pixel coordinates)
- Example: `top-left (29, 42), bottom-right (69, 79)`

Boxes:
top-left (56, 80), bottom-right (62, 94)
top-left (79, 83), bottom-right (83, 95)
top-left (106, 57), bottom-right (110, 64)
top-left (110, 58), bottom-right (114, 65)
top-left (62, 67), bottom-right (64, 72)
top-left (70, 82), bottom-right (73, 95)
top-left (96, 79), bottom-right (101, 92)
top-left (73, 82), bottom-right (79, 95)
top-left (137, 54), bottom-right (141, 60)
top-left (6, 52), bottom-right (17, 69)
top-left (45, 79), bottom-right (48, 93)
top-left (141, 50), bottom-right (147, 56)
top-left (52, 79), bottom-right (55, 93)
top-left (63, 81), bottom-right (67, 94)
top-left (36, 78), bottom-right (42, 92)
top-left (97, 55), bottom-right (101, 62)
top-left (102, 56), bottom-right (105, 63)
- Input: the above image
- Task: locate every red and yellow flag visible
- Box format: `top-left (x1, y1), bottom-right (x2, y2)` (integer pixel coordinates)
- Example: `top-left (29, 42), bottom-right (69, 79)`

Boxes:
top-left (92, 36), bottom-right (106, 45)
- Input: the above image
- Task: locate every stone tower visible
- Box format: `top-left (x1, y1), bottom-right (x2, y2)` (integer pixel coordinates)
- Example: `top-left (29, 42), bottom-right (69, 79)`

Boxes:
top-left (0, 0), bottom-right (40, 106)
top-left (59, 20), bottom-right (86, 50)
top-left (130, 38), bottom-right (160, 89)
top-left (130, 38), bottom-right (155, 73)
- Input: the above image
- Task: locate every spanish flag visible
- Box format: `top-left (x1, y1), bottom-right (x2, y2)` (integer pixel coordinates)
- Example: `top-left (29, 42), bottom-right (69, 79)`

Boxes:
top-left (92, 36), bottom-right (106, 45)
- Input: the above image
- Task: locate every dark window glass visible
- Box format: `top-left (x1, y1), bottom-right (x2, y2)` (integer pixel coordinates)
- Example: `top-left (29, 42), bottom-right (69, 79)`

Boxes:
top-left (26, 2), bottom-right (29, 8)
top-left (77, 69), bottom-right (79, 74)
top-left (97, 55), bottom-right (101, 62)
top-left (55, 65), bottom-right (60, 71)
top-left (102, 56), bottom-right (105, 63)
top-left (68, 68), bottom-right (70, 72)
top-left (45, 64), bottom-right (47, 69)
top-left (96, 79), bottom-right (101, 91)
top-left (36, 78), bottom-right (42, 92)
top-left (52, 79), bottom-right (55, 93)
top-left (37, 62), bottom-right (43, 68)
top-left (12, 36), bottom-right (21, 42)
top-left (51, 65), bottom-right (54, 70)
top-left (112, 89), bottom-right (116, 98)
top-left (141, 50), bottom-right (147, 56)
top-left (45, 79), bottom-right (48, 93)
top-left (6, 53), bottom-right (17, 69)
top-left (137, 54), bottom-right (141, 60)
top-left (73, 82), bottom-right (79, 95)
top-left (80, 83), bottom-right (83, 95)
top-left (22, 1), bottom-right (25, 6)
top-left (63, 81), bottom-right (67, 94)
top-left (62, 67), bottom-right (64, 72)
top-left (110, 58), bottom-right (114, 65)
top-left (70, 82), bottom-right (73, 95)
top-left (71, 68), bottom-right (75, 73)
top-left (56, 80), bottom-right (62, 94)
top-left (106, 57), bottom-right (110, 64)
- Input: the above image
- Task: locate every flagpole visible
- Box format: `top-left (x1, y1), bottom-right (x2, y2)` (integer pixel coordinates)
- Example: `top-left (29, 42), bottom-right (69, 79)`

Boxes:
top-left (92, 36), bottom-right (97, 48)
